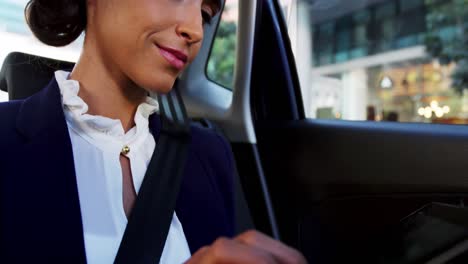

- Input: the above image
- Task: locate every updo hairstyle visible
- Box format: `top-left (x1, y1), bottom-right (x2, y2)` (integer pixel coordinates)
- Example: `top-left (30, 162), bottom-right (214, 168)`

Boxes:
top-left (25, 0), bottom-right (87, 47)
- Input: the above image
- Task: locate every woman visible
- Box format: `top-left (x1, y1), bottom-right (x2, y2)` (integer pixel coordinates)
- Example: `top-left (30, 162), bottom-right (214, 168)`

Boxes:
top-left (0, 0), bottom-right (306, 263)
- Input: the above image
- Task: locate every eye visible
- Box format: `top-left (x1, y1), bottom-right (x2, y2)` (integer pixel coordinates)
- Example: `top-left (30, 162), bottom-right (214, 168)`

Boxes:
top-left (201, 10), bottom-right (213, 25)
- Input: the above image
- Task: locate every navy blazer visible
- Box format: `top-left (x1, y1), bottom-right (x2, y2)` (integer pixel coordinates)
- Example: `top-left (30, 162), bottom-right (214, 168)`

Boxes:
top-left (0, 79), bottom-right (235, 262)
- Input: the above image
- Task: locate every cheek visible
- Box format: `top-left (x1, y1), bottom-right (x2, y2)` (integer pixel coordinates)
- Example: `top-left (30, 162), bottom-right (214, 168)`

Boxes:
top-left (91, 1), bottom-right (202, 93)
top-left (133, 54), bottom-right (179, 93)
top-left (93, 4), bottom-right (144, 63)
top-left (94, 8), bottom-right (178, 92)
top-left (189, 44), bottom-right (203, 63)
top-left (126, 40), bottom-right (184, 94)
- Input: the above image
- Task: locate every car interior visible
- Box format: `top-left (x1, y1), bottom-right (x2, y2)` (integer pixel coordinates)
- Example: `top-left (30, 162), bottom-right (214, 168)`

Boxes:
top-left (1, 0), bottom-right (468, 263)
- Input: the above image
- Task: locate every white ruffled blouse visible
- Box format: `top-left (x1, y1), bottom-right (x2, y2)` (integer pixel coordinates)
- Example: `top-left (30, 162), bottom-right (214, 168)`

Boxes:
top-left (55, 71), bottom-right (191, 264)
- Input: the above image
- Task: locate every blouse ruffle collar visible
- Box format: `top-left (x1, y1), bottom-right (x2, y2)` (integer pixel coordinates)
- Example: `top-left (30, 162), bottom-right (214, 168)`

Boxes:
top-left (55, 70), bottom-right (159, 143)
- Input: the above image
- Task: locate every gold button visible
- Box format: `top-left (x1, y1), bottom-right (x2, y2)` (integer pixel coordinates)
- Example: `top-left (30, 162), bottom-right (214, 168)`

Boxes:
top-left (121, 145), bottom-right (130, 155)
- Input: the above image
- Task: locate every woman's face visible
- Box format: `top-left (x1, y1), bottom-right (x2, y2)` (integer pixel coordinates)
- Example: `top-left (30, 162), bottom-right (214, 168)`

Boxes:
top-left (87, 0), bottom-right (220, 93)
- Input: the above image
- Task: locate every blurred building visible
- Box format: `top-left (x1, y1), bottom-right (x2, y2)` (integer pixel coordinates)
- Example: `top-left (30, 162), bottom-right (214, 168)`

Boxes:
top-left (287, 0), bottom-right (467, 123)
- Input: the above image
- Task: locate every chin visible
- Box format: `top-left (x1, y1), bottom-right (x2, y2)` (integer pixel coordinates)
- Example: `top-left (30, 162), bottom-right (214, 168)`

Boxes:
top-left (137, 72), bottom-right (177, 95)
top-left (144, 82), bottom-right (174, 95)
top-left (156, 83), bottom-right (175, 94)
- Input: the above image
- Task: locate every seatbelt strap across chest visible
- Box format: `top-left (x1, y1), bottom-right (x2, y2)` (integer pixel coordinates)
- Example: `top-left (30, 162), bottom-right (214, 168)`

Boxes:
top-left (115, 87), bottom-right (191, 264)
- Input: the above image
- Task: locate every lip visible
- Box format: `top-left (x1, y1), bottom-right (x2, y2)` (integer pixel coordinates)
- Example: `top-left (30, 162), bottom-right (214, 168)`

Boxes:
top-left (156, 44), bottom-right (188, 70)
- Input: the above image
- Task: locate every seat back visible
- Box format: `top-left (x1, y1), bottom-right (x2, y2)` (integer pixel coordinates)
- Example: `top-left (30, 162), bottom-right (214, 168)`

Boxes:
top-left (0, 52), bottom-right (74, 100)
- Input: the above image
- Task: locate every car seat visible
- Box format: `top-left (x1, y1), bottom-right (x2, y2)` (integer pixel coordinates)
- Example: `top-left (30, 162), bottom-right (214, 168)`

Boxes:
top-left (0, 52), bottom-right (74, 100)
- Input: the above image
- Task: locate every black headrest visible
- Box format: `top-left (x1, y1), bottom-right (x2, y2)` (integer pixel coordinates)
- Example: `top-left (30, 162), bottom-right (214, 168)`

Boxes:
top-left (0, 52), bottom-right (75, 100)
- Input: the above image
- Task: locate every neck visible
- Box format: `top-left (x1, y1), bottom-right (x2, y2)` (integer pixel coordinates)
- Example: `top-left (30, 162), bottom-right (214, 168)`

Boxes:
top-left (70, 41), bottom-right (147, 133)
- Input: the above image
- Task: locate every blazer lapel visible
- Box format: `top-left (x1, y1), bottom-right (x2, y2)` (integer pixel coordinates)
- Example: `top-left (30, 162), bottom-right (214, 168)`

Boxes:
top-left (15, 79), bottom-right (86, 262)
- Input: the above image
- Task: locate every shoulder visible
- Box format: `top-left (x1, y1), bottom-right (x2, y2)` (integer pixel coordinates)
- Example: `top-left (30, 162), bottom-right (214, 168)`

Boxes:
top-left (189, 123), bottom-right (236, 222)
top-left (0, 100), bottom-right (23, 139)
top-left (176, 124), bottom-right (237, 247)
top-left (189, 124), bottom-right (234, 174)
top-left (0, 100), bottom-right (22, 117)
top-left (0, 100), bottom-right (27, 169)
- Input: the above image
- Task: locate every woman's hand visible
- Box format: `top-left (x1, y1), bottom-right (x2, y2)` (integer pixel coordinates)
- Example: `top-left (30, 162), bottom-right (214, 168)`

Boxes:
top-left (185, 230), bottom-right (307, 264)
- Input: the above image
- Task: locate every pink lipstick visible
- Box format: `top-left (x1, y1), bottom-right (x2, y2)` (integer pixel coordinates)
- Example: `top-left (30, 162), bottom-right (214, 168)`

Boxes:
top-left (156, 44), bottom-right (188, 70)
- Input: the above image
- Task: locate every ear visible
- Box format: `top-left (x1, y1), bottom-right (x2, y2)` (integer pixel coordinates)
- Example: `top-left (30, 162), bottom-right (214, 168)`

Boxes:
top-left (85, 0), bottom-right (97, 27)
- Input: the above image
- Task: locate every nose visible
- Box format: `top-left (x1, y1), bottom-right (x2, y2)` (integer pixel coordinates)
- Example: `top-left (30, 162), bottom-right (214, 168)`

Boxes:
top-left (176, 9), bottom-right (204, 45)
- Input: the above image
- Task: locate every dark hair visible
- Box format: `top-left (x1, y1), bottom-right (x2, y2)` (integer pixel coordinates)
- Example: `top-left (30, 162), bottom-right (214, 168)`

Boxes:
top-left (25, 0), bottom-right (87, 47)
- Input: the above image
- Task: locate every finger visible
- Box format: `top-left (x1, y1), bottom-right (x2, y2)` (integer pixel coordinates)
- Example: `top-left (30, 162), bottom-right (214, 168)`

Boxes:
top-left (210, 237), bottom-right (278, 264)
top-left (234, 231), bottom-right (307, 264)
top-left (185, 246), bottom-right (209, 264)
top-left (186, 237), bottom-right (279, 264)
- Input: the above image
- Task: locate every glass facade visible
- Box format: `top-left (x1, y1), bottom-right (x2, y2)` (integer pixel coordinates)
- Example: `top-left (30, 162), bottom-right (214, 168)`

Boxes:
top-left (284, 0), bottom-right (468, 124)
top-left (312, 0), bottom-right (428, 67)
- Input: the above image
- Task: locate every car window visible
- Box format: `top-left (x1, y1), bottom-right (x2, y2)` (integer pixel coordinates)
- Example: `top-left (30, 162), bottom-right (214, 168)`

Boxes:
top-left (206, 0), bottom-right (239, 90)
top-left (0, 0), bottom-right (82, 102)
top-left (282, 0), bottom-right (468, 124)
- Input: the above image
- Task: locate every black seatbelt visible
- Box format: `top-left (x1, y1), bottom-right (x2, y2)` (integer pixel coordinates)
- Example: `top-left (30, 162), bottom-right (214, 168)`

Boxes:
top-left (114, 87), bottom-right (191, 264)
